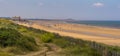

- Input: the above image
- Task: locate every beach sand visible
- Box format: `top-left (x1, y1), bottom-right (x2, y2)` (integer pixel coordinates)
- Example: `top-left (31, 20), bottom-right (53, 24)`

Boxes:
top-left (15, 20), bottom-right (120, 46)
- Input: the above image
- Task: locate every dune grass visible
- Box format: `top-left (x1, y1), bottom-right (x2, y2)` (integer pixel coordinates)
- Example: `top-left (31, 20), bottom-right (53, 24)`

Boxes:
top-left (0, 18), bottom-right (120, 56)
top-left (0, 19), bottom-right (39, 55)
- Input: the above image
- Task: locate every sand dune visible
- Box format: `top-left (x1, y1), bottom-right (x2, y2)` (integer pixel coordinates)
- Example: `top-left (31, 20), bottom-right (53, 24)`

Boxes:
top-left (15, 20), bottom-right (120, 46)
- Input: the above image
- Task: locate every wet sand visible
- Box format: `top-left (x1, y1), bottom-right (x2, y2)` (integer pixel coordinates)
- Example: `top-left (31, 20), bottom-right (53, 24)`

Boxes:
top-left (15, 20), bottom-right (120, 46)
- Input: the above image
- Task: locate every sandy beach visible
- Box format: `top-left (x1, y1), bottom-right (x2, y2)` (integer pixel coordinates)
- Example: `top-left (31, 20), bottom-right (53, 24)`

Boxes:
top-left (15, 20), bottom-right (120, 46)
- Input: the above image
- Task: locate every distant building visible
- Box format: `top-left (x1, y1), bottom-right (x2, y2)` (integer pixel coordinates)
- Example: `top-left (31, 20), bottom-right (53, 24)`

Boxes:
top-left (12, 16), bottom-right (21, 21)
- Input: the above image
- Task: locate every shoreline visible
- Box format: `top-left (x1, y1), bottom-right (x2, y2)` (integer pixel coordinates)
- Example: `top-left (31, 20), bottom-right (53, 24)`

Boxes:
top-left (67, 21), bottom-right (120, 29)
top-left (67, 22), bottom-right (120, 31)
top-left (15, 20), bottom-right (120, 46)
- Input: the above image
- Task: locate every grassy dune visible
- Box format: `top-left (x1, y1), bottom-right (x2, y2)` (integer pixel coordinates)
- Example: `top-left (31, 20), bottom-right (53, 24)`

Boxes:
top-left (0, 19), bottom-right (120, 56)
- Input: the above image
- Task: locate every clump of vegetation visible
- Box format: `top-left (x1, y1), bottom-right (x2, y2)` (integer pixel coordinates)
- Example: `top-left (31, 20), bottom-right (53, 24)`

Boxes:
top-left (17, 26), bottom-right (55, 43)
top-left (0, 28), bottom-right (22, 47)
top-left (0, 28), bottom-right (38, 54)
top-left (51, 35), bottom-right (101, 56)
top-left (0, 52), bottom-right (14, 56)
top-left (40, 33), bottom-right (54, 43)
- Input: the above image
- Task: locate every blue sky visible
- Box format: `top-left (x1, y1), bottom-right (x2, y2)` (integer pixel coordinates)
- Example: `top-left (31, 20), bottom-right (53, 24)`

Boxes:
top-left (0, 0), bottom-right (120, 20)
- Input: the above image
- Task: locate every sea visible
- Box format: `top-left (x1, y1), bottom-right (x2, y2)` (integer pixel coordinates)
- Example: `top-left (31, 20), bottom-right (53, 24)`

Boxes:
top-left (67, 21), bottom-right (120, 29)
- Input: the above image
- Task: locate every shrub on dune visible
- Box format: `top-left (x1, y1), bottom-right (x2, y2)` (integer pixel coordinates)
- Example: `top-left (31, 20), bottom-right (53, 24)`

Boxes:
top-left (0, 28), bottom-right (38, 53)
top-left (40, 33), bottom-right (55, 43)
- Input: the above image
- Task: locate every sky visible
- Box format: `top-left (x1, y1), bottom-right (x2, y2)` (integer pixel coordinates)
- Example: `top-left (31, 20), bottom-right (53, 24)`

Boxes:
top-left (0, 0), bottom-right (120, 20)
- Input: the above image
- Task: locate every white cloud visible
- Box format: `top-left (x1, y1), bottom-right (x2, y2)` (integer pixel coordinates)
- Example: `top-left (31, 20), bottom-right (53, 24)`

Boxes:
top-left (38, 3), bottom-right (44, 6)
top-left (93, 2), bottom-right (104, 7)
